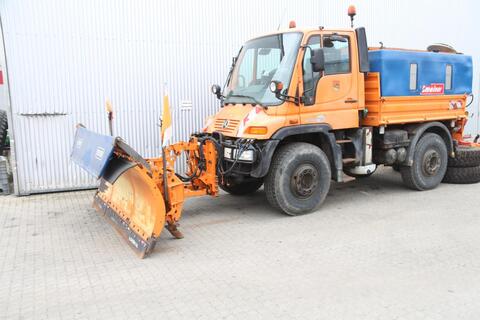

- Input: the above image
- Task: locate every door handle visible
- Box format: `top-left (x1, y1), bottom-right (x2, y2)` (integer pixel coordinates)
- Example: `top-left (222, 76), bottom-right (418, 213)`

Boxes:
top-left (345, 99), bottom-right (358, 103)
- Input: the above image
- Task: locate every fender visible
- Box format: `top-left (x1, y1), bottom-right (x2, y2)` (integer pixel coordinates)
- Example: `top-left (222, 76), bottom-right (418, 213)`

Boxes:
top-left (251, 124), bottom-right (343, 181)
top-left (404, 121), bottom-right (454, 166)
top-left (250, 139), bottom-right (279, 178)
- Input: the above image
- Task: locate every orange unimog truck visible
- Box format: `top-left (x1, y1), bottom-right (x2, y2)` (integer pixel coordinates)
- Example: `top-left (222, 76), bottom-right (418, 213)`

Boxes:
top-left (206, 17), bottom-right (476, 215)
top-left (72, 7), bottom-right (479, 257)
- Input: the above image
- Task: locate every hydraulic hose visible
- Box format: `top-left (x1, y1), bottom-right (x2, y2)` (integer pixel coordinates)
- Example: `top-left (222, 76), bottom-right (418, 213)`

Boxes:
top-left (192, 133), bottom-right (260, 179)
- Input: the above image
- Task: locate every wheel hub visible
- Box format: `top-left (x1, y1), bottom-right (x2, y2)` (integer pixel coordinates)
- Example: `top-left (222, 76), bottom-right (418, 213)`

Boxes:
top-left (290, 164), bottom-right (319, 198)
top-left (422, 149), bottom-right (441, 176)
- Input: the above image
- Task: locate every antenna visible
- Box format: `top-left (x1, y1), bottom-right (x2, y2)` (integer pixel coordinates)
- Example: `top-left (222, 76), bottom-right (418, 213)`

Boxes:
top-left (277, 5), bottom-right (288, 30)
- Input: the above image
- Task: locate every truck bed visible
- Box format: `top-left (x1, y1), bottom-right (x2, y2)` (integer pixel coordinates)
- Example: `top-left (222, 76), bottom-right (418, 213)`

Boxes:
top-left (362, 72), bottom-right (467, 127)
top-left (362, 49), bottom-right (471, 127)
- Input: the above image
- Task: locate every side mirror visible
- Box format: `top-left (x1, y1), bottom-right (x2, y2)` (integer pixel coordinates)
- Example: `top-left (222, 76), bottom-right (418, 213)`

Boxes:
top-left (211, 84), bottom-right (222, 99)
top-left (269, 80), bottom-right (284, 95)
top-left (311, 49), bottom-right (325, 73)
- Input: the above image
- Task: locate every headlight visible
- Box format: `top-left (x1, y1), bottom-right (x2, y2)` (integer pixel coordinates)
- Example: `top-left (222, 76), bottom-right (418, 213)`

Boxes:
top-left (238, 150), bottom-right (254, 162)
top-left (269, 81), bottom-right (277, 93)
top-left (223, 147), bottom-right (254, 162)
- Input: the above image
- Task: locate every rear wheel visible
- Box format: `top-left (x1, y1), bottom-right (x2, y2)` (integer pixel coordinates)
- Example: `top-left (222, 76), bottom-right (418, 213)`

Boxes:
top-left (219, 176), bottom-right (263, 195)
top-left (400, 133), bottom-right (447, 190)
top-left (265, 142), bottom-right (331, 216)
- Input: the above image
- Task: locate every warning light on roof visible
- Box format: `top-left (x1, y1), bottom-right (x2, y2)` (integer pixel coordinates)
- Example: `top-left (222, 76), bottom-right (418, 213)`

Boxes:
top-left (348, 5), bottom-right (356, 28)
top-left (289, 20), bottom-right (296, 28)
top-left (348, 5), bottom-right (356, 17)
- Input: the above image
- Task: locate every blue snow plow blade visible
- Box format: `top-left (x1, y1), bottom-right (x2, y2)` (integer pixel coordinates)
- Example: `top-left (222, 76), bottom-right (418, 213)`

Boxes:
top-left (71, 126), bottom-right (116, 179)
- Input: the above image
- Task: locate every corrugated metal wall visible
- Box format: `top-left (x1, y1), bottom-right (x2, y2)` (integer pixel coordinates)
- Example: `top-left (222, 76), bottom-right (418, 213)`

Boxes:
top-left (1, 0), bottom-right (479, 194)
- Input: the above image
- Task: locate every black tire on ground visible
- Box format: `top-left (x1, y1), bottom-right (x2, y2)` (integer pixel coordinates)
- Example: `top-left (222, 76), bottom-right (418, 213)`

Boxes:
top-left (400, 133), bottom-right (448, 191)
top-left (343, 167), bottom-right (376, 178)
top-left (265, 142), bottom-right (331, 216)
top-left (219, 176), bottom-right (263, 195)
top-left (442, 166), bottom-right (480, 184)
top-left (448, 146), bottom-right (480, 167)
top-left (0, 110), bottom-right (7, 148)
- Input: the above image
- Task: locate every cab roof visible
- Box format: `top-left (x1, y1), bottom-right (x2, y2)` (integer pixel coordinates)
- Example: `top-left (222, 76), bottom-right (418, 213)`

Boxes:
top-left (247, 27), bottom-right (354, 41)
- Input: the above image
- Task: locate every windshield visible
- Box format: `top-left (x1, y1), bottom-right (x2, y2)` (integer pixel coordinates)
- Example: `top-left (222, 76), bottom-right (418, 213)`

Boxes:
top-left (224, 32), bottom-right (302, 106)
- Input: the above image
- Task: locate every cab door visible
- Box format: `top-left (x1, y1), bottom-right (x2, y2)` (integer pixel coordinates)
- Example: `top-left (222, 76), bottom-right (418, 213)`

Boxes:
top-left (299, 32), bottom-right (359, 129)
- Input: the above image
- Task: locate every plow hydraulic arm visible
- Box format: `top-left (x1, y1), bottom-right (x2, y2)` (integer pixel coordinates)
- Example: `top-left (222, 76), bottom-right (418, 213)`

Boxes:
top-left (71, 126), bottom-right (218, 258)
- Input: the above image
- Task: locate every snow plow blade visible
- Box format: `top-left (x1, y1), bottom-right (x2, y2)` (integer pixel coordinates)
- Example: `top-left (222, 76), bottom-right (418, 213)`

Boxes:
top-left (94, 166), bottom-right (166, 258)
top-left (71, 125), bottom-right (218, 258)
top-left (72, 126), bottom-right (166, 257)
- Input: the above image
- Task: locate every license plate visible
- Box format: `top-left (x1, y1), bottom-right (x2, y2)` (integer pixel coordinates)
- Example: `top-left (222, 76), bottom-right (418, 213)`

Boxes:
top-left (224, 147), bottom-right (233, 159)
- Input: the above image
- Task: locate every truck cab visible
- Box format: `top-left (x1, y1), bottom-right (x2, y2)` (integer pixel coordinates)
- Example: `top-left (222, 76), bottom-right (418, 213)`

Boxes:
top-left (205, 27), bottom-right (370, 179)
top-left (207, 27), bottom-right (368, 138)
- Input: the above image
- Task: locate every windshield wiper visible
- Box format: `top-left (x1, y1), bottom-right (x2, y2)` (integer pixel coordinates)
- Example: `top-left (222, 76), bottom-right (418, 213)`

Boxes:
top-left (227, 94), bottom-right (263, 106)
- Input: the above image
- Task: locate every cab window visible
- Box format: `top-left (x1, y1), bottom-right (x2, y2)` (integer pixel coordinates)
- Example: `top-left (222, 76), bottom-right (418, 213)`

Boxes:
top-left (323, 35), bottom-right (350, 74)
top-left (237, 47), bottom-right (282, 87)
top-left (225, 32), bottom-right (303, 106)
top-left (237, 49), bottom-right (255, 88)
top-left (256, 48), bottom-right (281, 79)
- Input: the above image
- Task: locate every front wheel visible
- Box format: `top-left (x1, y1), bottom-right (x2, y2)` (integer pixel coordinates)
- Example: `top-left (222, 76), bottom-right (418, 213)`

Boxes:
top-left (400, 133), bottom-right (447, 190)
top-left (265, 142), bottom-right (331, 216)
